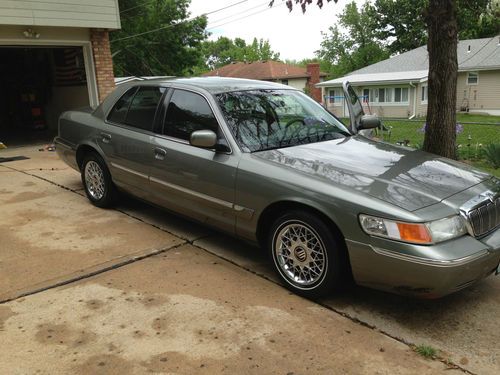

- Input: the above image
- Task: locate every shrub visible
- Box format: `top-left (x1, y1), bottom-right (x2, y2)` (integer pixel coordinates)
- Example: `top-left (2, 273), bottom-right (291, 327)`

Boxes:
top-left (482, 144), bottom-right (500, 169)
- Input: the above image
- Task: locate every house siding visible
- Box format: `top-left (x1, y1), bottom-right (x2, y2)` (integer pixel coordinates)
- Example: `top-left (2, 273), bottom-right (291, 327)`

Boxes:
top-left (287, 78), bottom-right (308, 91)
top-left (415, 82), bottom-right (428, 118)
top-left (456, 70), bottom-right (500, 112)
top-left (0, 0), bottom-right (120, 29)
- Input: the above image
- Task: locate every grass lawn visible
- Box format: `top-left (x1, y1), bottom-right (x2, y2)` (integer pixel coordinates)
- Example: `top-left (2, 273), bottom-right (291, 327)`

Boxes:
top-left (339, 114), bottom-right (500, 177)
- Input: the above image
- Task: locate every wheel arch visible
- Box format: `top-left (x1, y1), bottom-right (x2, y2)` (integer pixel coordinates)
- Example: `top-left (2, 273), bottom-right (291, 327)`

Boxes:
top-left (256, 199), bottom-right (345, 248)
top-left (76, 143), bottom-right (107, 171)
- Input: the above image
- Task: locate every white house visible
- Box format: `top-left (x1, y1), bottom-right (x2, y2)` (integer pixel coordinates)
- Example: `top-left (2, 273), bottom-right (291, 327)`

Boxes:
top-left (317, 36), bottom-right (500, 118)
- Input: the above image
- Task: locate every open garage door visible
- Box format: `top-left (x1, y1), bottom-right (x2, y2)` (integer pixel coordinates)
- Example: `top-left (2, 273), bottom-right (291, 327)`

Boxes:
top-left (0, 46), bottom-right (91, 147)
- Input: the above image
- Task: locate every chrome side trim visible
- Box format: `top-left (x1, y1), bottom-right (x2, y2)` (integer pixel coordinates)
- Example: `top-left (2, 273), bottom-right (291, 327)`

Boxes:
top-left (234, 204), bottom-right (255, 220)
top-left (110, 162), bottom-right (149, 180)
top-left (150, 176), bottom-right (233, 208)
top-left (371, 246), bottom-right (489, 267)
top-left (150, 176), bottom-right (254, 218)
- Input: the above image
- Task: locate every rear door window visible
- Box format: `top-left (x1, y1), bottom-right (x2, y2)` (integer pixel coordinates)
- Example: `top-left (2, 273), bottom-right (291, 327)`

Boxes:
top-left (163, 89), bottom-right (219, 141)
top-left (107, 87), bottom-right (137, 124)
top-left (124, 86), bottom-right (166, 131)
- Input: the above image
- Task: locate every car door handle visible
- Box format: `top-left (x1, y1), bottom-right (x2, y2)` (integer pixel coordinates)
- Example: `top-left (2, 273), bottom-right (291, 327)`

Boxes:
top-left (101, 133), bottom-right (112, 144)
top-left (154, 147), bottom-right (167, 160)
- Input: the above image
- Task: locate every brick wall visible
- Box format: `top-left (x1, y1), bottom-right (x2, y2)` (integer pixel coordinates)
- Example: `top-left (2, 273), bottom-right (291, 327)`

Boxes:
top-left (90, 28), bottom-right (115, 102)
top-left (306, 63), bottom-right (322, 102)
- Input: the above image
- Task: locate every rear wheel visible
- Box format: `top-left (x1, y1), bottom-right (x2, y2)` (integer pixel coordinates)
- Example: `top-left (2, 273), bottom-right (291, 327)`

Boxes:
top-left (81, 152), bottom-right (116, 208)
top-left (268, 210), bottom-right (345, 298)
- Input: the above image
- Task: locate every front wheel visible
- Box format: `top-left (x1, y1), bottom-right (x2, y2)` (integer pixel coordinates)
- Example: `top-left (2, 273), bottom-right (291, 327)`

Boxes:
top-left (269, 210), bottom-right (345, 298)
top-left (81, 152), bottom-right (116, 208)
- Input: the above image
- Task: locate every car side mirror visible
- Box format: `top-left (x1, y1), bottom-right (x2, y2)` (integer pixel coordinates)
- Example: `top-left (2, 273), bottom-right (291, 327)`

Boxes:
top-left (357, 115), bottom-right (381, 130)
top-left (190, 130), bottom-right (217, 149)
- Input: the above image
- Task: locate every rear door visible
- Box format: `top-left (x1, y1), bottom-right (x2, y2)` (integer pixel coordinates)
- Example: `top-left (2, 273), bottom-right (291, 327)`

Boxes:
top-left (149, 88), bottom-right (239, 234)
top-left (98, 86), bottom-right (165, 199)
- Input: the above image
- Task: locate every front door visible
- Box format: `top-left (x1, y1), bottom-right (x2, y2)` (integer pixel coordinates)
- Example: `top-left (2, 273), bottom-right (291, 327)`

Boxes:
top-left (149, 89), bottom-right (238, 234)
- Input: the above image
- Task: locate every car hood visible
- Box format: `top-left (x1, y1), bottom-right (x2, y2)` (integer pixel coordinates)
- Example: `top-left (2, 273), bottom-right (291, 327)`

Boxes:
top-left (253, 136), bottom-right (490, 211)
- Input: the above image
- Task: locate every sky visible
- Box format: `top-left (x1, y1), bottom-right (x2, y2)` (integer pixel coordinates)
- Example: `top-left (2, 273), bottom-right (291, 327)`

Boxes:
top-left (188, 0), bottom-right (367, 61)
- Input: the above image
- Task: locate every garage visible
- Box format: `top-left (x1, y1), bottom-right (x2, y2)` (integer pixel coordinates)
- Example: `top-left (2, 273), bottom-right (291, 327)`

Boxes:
top-left (0, 0), bottom-right (121, 149)
top-left (0, 46), bottom-right (90, 146)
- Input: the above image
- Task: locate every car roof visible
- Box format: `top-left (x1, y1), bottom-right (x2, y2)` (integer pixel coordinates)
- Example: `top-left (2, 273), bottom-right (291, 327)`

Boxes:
top-left (130, 76), bottom-right (295, 94)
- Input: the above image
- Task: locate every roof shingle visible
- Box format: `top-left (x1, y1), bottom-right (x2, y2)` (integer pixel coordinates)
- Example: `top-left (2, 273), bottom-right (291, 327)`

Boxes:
top-left (203, 60), bottom-right (328, 80)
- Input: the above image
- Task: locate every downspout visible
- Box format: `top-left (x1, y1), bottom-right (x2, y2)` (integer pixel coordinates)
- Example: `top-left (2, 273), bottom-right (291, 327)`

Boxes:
top-left (408, 81), bottom-right (417, 119)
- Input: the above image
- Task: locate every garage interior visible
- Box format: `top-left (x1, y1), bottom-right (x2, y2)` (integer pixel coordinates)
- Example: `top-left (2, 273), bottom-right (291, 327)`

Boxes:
top-left (0, 46), bottom-right (90, 147)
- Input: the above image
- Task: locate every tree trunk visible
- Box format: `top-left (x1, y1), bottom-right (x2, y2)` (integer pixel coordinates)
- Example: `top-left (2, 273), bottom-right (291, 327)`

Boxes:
top-left (423, 0), bottom-right (458, 159)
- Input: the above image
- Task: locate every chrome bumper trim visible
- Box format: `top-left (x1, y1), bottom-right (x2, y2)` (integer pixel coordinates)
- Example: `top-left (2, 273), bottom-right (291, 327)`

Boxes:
top-left (371, 246), bottom-right (489, 267)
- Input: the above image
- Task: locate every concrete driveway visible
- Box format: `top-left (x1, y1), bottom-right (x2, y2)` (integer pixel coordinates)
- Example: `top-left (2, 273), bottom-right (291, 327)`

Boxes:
top-left (1, 145), bottom-right (498, 374)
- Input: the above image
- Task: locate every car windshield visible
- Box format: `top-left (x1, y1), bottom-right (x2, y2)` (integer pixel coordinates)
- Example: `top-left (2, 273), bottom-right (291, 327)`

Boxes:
top-left (216, 89), bottom-right (350, 152)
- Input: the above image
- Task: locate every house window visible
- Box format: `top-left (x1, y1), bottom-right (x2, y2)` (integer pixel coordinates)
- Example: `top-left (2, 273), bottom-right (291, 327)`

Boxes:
top-left (378, 88), bottom-right (385, 103)
top-left (421, 85), bottom-right (428, 103)
top-left (394, 88), bottom-right (409, 103)
top-left (467, 72), bottom-right (478, 85)
top-left (366, 87), bottom-right (408, 104)
top-left (363, 89), bottom-right (369, 103)
top-left (328, 89), bottom-right (341, 105)
top-left (281, 79), bottom-right (289, 85)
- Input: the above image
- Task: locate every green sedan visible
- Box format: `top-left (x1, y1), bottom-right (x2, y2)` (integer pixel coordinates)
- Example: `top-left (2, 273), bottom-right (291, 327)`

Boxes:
top-left (55, 77), bottom-right (500, 298)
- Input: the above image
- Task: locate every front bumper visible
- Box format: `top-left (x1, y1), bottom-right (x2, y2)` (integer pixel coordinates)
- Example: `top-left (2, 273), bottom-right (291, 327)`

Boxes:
top-left (346, 228), bottom-right (500, 298)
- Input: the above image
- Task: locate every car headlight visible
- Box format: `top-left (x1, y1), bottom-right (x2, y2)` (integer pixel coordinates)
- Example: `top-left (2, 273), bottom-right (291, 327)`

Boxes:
top-left (359, 214), bottom-right (468, 244)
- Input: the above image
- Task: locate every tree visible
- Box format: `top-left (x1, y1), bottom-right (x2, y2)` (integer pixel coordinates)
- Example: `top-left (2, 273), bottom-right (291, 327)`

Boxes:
top-left (423, 0), bottom-right (458, 159)
top-left (316, 1), bottom-right (389, 78)
top-left (110, 0), bottom-right (207, 77)
top-left (368, 0), bottom-right (428, 54)
top-left (200, 37), bottom-right (280, 71)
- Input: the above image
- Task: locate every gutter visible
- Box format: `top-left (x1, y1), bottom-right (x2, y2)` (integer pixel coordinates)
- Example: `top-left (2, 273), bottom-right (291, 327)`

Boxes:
top-left (409, 81), bottom-right (417, 119)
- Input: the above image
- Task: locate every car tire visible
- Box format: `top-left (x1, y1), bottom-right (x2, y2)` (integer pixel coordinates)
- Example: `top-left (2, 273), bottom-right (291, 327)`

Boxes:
top-left (81, 152), bottom-right (116, 208)
top-left (268, 210), bottom-right (346, 299)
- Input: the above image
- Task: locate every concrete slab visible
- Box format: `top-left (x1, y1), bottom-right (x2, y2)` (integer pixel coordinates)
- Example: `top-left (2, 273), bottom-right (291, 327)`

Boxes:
top-left (0, 245), bottom-right (457, 374)
top-left (0, 167), bottom-right (184, 301)
top-left (191, 235), bottom-right (500, 375)
top-left (1, 145), bottom-right (84, 191)
top-left (193, 234), bottom-right (278, 283)
top-left (320, 279), bottom-right (500, 375)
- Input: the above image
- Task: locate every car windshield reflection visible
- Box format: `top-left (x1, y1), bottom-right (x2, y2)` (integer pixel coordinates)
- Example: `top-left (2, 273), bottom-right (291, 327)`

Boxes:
top-left (216, 90), bottom-right (350, 152)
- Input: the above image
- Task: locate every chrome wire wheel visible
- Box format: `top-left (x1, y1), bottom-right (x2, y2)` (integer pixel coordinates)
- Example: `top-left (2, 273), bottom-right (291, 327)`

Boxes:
top-left (274, 221), bottom-right (328, 287)
top-left (84, 160), bottom-right (105, 200)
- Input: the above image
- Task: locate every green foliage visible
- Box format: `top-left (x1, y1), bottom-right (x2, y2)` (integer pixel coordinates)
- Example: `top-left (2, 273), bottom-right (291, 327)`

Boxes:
top-left (482, 143), bottom-right (500, 168)
top-left (200, 37), bottom-right (280, 71)
top-left (369, 0), bottom-right (428, 54)
top-left (316, 1), bottom-right (390, 78)
top-left (415, 345), bottom-right (437, 359)
top-left (370, 0), bottom-right (499, 54)
top-left (284, 57), bottom-right (335, 79)
top-left (111, 0), bottom-right (208, 77)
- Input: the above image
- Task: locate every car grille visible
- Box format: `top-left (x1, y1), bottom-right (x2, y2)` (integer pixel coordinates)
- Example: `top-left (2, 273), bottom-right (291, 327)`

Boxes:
top-left (466, 196), bottom-right (500, 237)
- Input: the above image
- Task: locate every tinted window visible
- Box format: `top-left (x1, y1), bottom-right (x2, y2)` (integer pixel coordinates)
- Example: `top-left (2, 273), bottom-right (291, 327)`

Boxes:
top-left (164, 90), bottom-right (219, 141)
top-left (107, 87), bottom-right (137, 124)
top-left (125, 86), bottom-right (165, 131)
